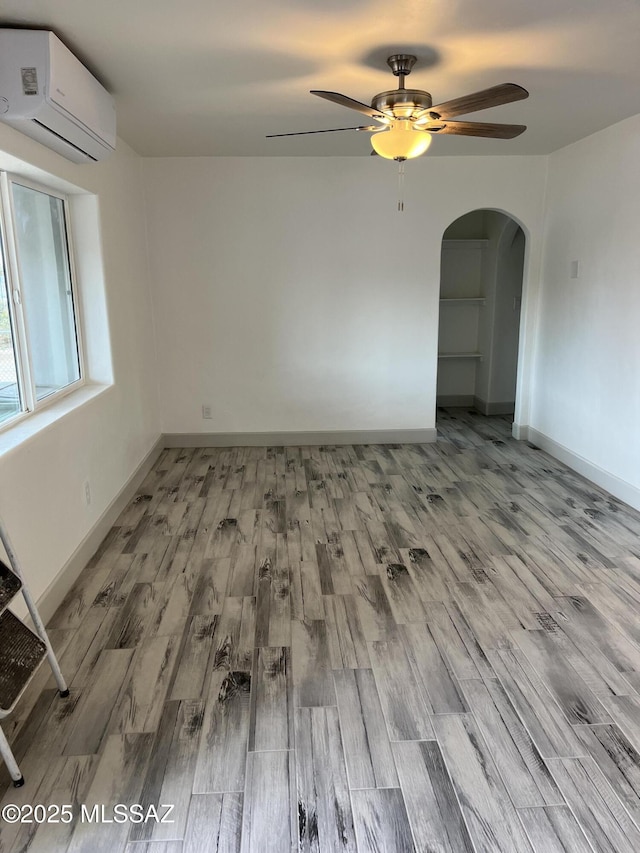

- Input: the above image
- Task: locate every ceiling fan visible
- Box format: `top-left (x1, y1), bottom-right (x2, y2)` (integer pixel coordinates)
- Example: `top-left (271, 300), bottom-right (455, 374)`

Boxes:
top-left (267, 54), bottom-right (529, 161)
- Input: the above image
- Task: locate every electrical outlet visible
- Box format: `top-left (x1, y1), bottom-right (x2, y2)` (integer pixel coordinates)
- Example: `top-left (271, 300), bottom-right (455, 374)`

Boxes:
top-left (83, 480), bottom-right (91, 506)
top-left (202, 404), bottom-right (212, 419)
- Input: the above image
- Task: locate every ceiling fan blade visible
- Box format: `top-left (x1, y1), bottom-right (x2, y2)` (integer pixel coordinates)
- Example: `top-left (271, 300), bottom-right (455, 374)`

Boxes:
top-left (425, 120), bottom-right (527, 139)
top-left (417, 83), bottom-right (529, 120)
top-left (311, 90), bottom-right (388, 121)
top-left (266, 126), bottom-right (373, 138)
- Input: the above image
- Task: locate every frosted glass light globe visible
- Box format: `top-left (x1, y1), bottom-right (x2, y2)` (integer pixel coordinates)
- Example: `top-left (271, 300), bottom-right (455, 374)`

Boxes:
top-left (371, 122), bottom-right (432, 160)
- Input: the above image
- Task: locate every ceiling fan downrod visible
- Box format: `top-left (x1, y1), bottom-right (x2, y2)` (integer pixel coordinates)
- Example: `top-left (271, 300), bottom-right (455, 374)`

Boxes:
top-left (386, 54), bottom-right (418, 90)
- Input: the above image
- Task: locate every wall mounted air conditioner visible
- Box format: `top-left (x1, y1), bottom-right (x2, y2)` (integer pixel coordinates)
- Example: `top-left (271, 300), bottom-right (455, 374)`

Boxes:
top-left (0, 29), bottom-right (116, 164)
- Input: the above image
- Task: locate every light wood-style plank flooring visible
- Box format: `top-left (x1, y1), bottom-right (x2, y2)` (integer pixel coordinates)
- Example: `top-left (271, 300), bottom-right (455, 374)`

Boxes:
top-left (3, 409), bottom-right (640, 851)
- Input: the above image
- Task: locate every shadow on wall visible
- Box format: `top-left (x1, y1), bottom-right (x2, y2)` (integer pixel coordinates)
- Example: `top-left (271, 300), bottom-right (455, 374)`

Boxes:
top-left (436, 209), bottom-right (525, 419)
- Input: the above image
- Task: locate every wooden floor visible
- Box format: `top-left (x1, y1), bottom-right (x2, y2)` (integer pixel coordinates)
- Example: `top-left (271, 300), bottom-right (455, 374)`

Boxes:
top-left (4, 409), bottom-right (640, 851)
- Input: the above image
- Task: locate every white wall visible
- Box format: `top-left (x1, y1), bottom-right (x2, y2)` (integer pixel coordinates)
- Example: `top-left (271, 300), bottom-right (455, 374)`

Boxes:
top-left (143, 155), bottom-right (547, 435)
top-left (0, 125), bottom-right (160, 605)
top-left (531, 114), bottom-right (640, 505)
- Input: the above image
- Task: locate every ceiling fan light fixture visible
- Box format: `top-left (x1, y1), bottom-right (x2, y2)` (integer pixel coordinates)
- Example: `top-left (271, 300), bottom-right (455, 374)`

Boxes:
top-left (370, 121), bottom-right (432, 161)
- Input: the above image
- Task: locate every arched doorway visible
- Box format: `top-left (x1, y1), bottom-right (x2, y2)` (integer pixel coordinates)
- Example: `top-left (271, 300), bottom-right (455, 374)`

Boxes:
top-left (436, 209), bottom-right (525, 423)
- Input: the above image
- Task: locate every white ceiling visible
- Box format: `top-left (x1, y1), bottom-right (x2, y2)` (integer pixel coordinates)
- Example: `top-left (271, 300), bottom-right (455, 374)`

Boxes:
top-left (1, 0), bottom-right (640, 157)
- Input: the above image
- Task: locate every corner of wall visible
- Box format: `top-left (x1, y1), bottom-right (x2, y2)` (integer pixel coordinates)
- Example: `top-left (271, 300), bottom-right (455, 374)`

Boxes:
top-left (139, 157), bottom-right (163, 437)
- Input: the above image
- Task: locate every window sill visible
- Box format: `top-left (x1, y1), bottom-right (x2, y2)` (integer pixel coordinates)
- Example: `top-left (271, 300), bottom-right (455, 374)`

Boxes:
top-left (0, 383), bottom-right (111, 458)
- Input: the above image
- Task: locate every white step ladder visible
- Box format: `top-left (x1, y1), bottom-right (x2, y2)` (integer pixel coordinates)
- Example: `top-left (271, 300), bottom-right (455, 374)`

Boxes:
top-left (0, 519), bottom-right (68, 787)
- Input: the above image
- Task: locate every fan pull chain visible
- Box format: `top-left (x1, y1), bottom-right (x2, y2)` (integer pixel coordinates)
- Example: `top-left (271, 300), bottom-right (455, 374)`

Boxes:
top-left (397, 160), bottom-right (405, 212)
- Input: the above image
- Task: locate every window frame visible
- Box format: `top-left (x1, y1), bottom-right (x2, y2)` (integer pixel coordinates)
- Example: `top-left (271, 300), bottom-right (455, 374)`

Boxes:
top-left (0, 171), bottom-right (85, 433)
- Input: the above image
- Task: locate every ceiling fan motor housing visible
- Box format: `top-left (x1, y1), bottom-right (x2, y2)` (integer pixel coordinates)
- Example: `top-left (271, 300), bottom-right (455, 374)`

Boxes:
top-left (371, 89), bottom-right (432, 119)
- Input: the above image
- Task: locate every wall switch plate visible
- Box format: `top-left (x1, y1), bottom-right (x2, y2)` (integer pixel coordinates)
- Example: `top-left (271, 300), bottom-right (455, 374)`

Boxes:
top-left (570, 260), bottom-right (580, 279)
top-left (83, 480), bottom-right (91, 506)
top-left (202, 404), bottom-right (212, 419)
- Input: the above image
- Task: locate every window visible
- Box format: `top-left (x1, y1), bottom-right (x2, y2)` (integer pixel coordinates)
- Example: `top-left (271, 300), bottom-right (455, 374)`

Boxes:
top-left (0, 173), bottom-right (83, 427)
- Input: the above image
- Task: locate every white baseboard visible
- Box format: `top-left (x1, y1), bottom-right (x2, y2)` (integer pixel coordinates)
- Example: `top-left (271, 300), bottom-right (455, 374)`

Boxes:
top-left (436, 395), bottom-right (475, 407)
top-left (164, 429), bottom-right (438, 447)
top-left (525, 426), bottom-right (640, 512)
top-left (473, 397), bottom-right (515, 416)
top-left (33, 435), bottom-right (164, 625)
top-left (436, 396), bottom-right (515, 415)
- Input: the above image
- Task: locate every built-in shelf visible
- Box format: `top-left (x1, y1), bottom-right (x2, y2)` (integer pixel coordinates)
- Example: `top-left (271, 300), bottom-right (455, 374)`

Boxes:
top-left (439, 239), bottom-right (486, 397)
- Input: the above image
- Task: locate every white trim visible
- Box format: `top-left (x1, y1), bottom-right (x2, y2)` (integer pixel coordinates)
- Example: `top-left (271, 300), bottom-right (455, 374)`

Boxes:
top-left (4, 173), bottom-right (72, 201)
top-left (59, 183), bottom-right (87, 393)
top-left (11, 177), bottom-right (86, 408)
top-left (437, 352), bottom-right (483, 360)
top-left (436, 395), bottom-right (475, 407)
top-left (163, 429), bottom-right (437, 448)
top-left (512, 422), bottom-right (527, 441)
top-left (523, 426), bottom-right (640, 512)
top-left (0, 172), bottom-right (86, 428)
top-left (26, 435), bottom-right (164, 626)
top-left (473, 396), bottom-right (515, 416)
top-left (0, 171), bottom-right (31, 416)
